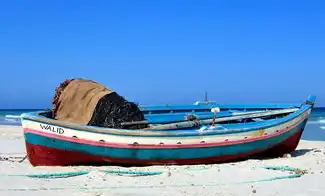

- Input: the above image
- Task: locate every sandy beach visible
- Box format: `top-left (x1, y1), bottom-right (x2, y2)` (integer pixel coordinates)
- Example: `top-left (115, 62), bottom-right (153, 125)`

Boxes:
top-left (1, 125), bottom-right (325, 196)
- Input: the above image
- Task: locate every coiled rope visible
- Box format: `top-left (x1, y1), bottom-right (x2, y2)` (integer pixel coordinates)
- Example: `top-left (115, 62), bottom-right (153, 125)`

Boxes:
top-left (0, 165), bottom-right (307, 191)
top-left (0, 169), bottom-right (163, 179)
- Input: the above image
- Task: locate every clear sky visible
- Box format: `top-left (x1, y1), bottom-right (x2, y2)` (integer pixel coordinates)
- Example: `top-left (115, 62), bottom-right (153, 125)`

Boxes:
top-left (0, 0), bottom-right (324, 109)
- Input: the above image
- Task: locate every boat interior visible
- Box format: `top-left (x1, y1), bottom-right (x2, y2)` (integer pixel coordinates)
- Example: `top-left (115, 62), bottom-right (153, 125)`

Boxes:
top-left (35, 101), bottom-right (304, 131)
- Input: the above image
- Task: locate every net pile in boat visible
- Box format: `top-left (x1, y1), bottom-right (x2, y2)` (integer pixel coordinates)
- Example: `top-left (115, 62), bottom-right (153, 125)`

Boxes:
top-left (52, 78), bottom-right (147, 129)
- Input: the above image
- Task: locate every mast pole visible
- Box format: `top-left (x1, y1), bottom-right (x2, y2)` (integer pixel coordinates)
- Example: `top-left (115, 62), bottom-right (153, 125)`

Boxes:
top-left (205, 91), bottom-right (208, 102)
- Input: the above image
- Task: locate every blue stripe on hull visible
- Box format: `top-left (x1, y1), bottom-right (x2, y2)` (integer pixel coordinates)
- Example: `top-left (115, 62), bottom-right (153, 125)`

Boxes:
top-left (24, 120), bottom-right (307, 161)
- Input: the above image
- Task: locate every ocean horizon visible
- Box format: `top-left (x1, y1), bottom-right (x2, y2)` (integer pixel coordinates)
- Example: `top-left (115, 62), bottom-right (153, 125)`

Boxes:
top-left (1, 107), bottom-right (325, 141)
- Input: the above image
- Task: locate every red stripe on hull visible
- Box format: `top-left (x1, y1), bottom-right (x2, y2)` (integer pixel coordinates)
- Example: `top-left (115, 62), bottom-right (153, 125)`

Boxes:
top-left (25, 130), bottom-right (304, 166)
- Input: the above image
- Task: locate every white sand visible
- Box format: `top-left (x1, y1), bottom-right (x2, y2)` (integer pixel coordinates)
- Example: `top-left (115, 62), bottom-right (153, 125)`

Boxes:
top-left (1, 125), bottom-right (325, 196)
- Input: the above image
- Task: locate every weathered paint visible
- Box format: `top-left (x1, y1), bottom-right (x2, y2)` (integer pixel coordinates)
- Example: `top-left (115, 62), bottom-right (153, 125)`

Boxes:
top-left (253, 129), bottom-right (265, 137)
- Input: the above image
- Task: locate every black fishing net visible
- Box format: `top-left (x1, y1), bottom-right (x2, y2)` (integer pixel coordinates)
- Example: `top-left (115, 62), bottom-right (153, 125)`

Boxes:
top-left (88, 92), bottom-right (147, 129)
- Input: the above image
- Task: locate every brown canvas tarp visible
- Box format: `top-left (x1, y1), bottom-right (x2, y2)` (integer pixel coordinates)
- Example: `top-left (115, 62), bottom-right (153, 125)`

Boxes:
top-left (52, 78), bottom-right (147, 129)
top-left (53, 79), bottom-right (113, 124)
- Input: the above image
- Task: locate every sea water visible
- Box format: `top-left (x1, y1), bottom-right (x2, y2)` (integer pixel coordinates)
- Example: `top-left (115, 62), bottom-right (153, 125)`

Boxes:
top-left (0, 109), bottom-right (40, 126)
top-left (1, 108), bottom-right (325, 141)
top-left (302, 107), bottom-right (325, 141)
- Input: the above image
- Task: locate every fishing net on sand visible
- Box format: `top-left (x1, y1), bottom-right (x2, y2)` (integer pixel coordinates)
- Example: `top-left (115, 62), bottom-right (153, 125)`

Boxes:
top-left (51, 78), bottom-right (147, 129)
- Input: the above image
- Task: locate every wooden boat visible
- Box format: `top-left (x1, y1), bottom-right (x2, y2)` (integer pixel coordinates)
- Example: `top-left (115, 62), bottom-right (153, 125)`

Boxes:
top-left (21, 95), bottom-right (316, 166)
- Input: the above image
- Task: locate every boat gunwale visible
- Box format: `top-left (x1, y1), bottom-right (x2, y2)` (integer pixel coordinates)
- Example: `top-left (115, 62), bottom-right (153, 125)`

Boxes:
top-left (21, 102), bottom-right (313, 137)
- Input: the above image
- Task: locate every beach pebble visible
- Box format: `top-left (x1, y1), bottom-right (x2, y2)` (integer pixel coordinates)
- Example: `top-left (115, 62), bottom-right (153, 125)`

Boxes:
top-left (283, 153), bottom-right (291, 158)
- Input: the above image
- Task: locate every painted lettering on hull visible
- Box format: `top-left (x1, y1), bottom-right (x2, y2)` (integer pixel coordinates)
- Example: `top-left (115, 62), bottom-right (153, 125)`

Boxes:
top-left (40, 124), bottom-right (64, 134)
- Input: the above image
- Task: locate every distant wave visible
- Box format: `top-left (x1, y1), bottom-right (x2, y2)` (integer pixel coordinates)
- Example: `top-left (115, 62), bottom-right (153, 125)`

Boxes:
top-left (0, 115), bottom-right (22, 125)
top-left (4, 115), bottom-right (21, 122)
top-left (307, 119), bottom-right (325, 124)
top-left (5, 115), bottom-right (21, 119)
top-left (5, 118), bottom-right (18, 122)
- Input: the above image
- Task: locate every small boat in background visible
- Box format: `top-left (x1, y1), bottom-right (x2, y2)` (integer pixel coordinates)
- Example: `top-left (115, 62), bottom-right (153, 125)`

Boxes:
top-left (21, 95), bottom-right (316, 166)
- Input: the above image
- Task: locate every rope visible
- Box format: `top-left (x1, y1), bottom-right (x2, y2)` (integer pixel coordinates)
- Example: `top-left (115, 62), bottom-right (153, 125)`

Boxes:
top-left (0, 169), bottom-right (163, 179)
top-left (17, 155), bottom-right (28, 163)
top-left (4, 171), bottom-right (90, 179)
top-left (0, 165), bottom-right (306, 191)
top-left (0, 155), bottom-right (27, 163)
top-left (101, 170), bottom-right (163, 176)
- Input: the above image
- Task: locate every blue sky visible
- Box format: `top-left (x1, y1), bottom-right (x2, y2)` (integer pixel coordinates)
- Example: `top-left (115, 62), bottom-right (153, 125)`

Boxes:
top-left (0, 0), bottom-right (324, 109)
